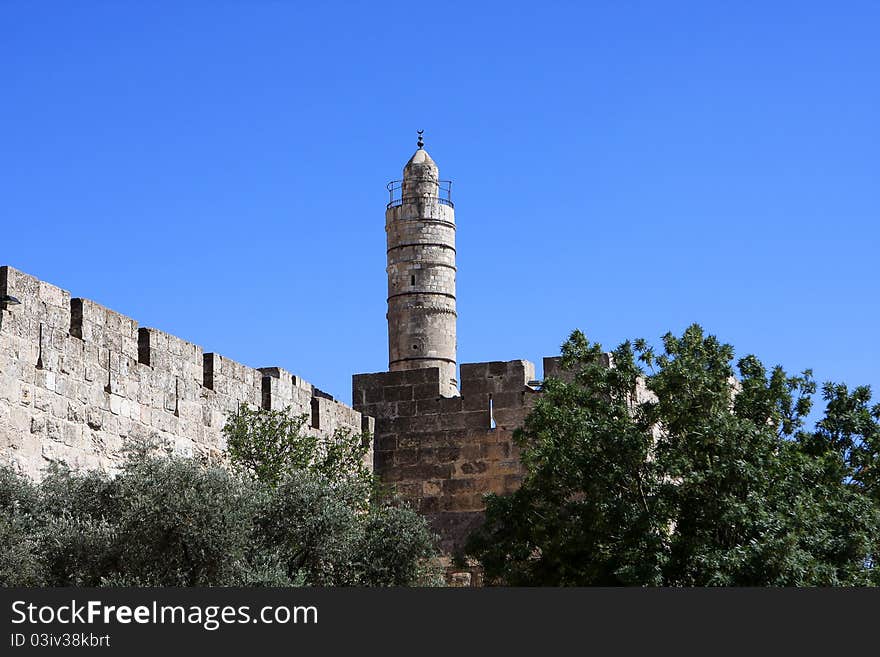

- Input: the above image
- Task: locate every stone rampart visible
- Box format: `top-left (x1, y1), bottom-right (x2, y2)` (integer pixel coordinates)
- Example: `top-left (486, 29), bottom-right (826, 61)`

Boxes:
top-left (353, 358), bottom-right (561, 556)
top-left (0, 265), bottom-right (372, 479)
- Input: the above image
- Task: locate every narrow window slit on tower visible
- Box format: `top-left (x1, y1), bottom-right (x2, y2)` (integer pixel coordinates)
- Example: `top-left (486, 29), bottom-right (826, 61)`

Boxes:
top-left (137, 328), bottom-right (151, 366)
top-left (489, 394), bottom-right (496, 430)
top-left (104, 349), bottom-right (112, 394)
top-left (69, 299), bottom-right (84, 339)
top-left (203, 354), bottom-right (214, 390)
top-left (260, 377), bottom-right (271, 410)
top-left (36, 323), bottom-right (44, 369)
top-left (310, 397), bottom-right (320, 430)
top-left (410, 275), bottom-right (415, 286)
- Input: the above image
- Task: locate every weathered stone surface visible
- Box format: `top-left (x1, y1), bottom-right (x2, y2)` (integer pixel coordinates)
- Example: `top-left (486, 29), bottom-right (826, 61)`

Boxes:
top-left (386, 147), bottom-right (458, 397)
top-left (0, 265), bottom-right (369, 480)
top-left (354, 357), bottom-right (544, 558)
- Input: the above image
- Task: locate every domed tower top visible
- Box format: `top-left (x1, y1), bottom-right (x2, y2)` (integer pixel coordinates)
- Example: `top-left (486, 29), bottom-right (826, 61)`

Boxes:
top-left (402, 130), bottom-right (439, 197)
top-left (404, 147), bottom-right (437, 170)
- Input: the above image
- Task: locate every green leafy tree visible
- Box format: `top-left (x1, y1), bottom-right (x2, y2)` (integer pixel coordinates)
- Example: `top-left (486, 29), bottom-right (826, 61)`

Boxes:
top-left (223, 405), bottom-right (371, 488)
top-left (224, 404), bottom-right (440, 585)
top-left (1, 414), bottom-right (438, 587)
top-left (110, 455), bottom-right (265, 586)
top-left (254, 470), bottom-right (440, 586)
top-left (467, 324), bottom-right (880, 586)
top-left (0, 468), bottom-right (42, 586)
top-left (358, 499), bottom-right (444, 586)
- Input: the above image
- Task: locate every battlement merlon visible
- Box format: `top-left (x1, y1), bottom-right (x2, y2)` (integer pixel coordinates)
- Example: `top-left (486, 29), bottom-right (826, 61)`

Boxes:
top-left (0, 265), bottom-right (371, 479)
top-left (353, 359), bottom-right (551, 425)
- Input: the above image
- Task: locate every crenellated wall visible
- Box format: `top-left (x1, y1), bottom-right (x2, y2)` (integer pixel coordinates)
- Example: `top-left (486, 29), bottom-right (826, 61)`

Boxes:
top-left (0, 265), bottom-right (373, 480)
top-left (1, 262), bottom-right (578, 583)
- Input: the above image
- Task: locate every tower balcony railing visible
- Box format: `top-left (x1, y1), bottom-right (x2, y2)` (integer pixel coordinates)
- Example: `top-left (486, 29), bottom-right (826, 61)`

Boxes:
top-left (386, 179), bottom-right (454, 209)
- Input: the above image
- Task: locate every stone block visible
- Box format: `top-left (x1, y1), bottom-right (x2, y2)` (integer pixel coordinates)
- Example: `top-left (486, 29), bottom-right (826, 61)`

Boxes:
top-left (491, 390), bottom-right (523, 409)
top-left (482, 442), bottom-right (511, 460)
top-left (462, 393), bottom-right (489, 412)
top-left (384, 385), bottom-right (413, 402)
top-left (394, 449), bottom-right (419, 466)
top-left (430, 412), bottom-right (460, 430)
top-left (400, 462), bottom-right (454, 480)
top-left (415, 398), bottom-right (441, 415)
top-left (459, 362), bottom-right (489, 381)
top-left (458, 460), bottom-right (489, 475)
top-left (412, 382), bottom-right (440, 400)
top-left (442, 478), bottom-right (477, 495)
top-left (375, 434), bottom-right (397, 451)
top-left (436, 445), bottom-right (460, 462)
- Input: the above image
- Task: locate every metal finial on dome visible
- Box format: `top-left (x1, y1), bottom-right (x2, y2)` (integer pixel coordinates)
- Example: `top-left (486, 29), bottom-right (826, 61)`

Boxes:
top-left (417, 129), bottom-right (424, 149)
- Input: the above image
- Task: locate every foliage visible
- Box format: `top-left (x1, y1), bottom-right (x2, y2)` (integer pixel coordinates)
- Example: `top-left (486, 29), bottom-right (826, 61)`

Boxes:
top-left (0, 448), bottom-right (438, 587)
top-left (255, 470), bottom-right (440, 586)
top-left (358, 499), bottom-right (445, 587)
top-left (0, 468), bottom-right (42, 586)
top-left (223, 404), bottom-right (438, 586)
top-left (467, 324), bottom-right (880, 586)
top-left (223, 405), bottom-right (372, 488)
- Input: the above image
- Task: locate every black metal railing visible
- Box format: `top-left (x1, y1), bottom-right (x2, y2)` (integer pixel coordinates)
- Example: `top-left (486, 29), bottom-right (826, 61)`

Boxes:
top-left (387, 179), bottom-right (453, 208)
top-left (387, 196), bottom-right (454, 209)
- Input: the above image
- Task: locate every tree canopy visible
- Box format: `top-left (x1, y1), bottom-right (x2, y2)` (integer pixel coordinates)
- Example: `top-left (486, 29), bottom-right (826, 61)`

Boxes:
top-left (222, 405), bottom-right (371, 489)
top-left (466, 324), bottom-right (880, 586)
top-left (0, 406), bottom-right (439, 587)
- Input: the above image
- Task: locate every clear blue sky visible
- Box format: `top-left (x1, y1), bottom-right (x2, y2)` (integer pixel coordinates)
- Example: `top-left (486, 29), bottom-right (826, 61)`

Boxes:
top-left (1, 2), bottom-right (877, 409)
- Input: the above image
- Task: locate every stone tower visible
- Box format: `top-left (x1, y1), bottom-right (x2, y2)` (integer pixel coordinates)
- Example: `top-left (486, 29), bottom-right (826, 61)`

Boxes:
top-left (385, 133), bottom-right (458, 396)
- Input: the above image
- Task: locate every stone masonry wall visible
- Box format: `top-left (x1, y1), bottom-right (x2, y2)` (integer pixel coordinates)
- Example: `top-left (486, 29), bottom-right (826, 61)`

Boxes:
top-left (0, 265), bottom-right (373, 480)
top-left (353, 358), bottom-right (560, 557)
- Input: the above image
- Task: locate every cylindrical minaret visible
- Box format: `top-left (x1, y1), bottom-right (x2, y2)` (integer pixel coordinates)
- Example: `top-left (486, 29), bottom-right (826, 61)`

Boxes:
top-left (386, 133), bottom-right (458, 396)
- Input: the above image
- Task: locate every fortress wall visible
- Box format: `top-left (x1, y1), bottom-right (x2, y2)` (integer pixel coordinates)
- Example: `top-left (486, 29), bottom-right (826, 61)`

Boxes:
top-left (0, 265), bottom-right (369, 480)
top-left (353, 360), bottom-right (542, 555)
